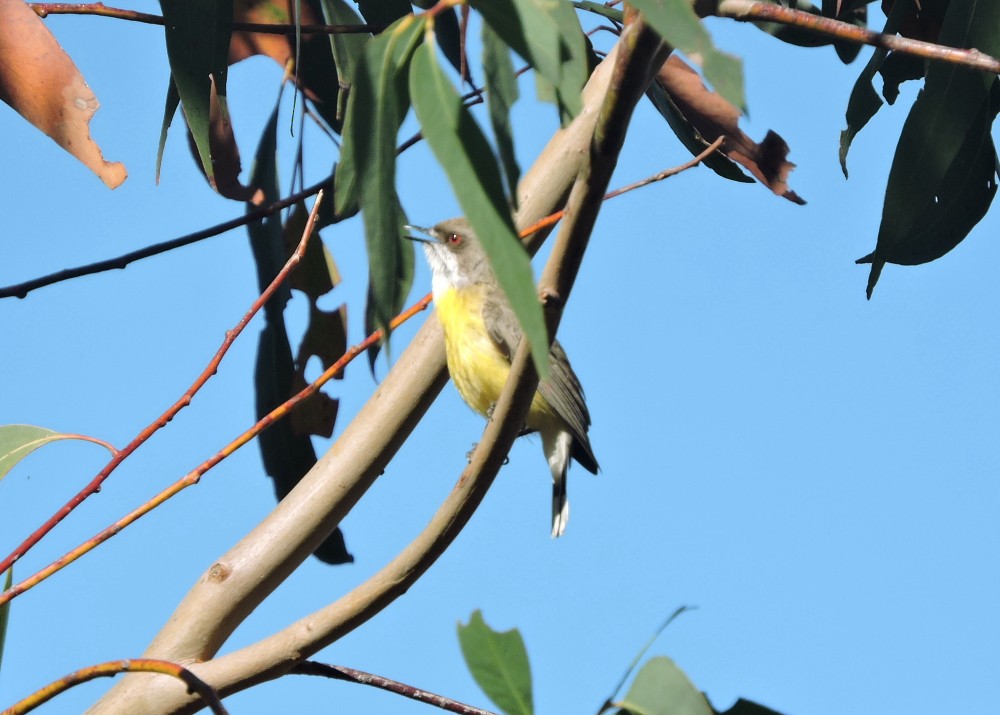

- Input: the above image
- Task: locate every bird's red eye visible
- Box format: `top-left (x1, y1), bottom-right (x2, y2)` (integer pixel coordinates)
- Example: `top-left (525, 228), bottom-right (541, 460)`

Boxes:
top-left (447, 233), bottom-right (463, 245)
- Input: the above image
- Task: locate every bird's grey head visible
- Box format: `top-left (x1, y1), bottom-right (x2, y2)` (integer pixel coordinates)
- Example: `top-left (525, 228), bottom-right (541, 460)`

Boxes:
top-left (419, 217), bottom-right (497, 291)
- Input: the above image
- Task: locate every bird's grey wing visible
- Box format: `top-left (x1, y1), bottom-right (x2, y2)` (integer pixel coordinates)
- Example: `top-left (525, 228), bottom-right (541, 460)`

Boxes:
top-left (538, 340), bottom-right (599, 473)
top-left (482, 295), bottom-right (598, 474)
top-left (482, 294), bottom-right (523, 360)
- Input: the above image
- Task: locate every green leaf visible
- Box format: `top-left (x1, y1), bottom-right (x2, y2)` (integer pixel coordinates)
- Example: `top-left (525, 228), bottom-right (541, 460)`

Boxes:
top-left (482, 23), bottom-right (522, 206)
top-left (155, 78), bottom-right (180, 183)
top-left (410, 40), bottom-right (549, 378)
top-left (627, 0), bottom-right (745, 111)
top-left (0, 567), bottom-right (12, 672)
top-left (470, 0), bottom-right (587, 121)
top-left (458, 610), bottom-right (533, 715)
top-left (839, 0), bottom-right (910, 176)
top-left (319, 0), bottom-right (369, 124)
top-left (608, 607), bottom-right (695, 704)
top-left (617, 657), bottom-right (712, 715)
top-left (158, 0), bottom-right (233, 183)
top-left (862, 0), bottom-right (1000, 297)
top-left (335, 16), bottom-right (423, 339)
top-left (0, 425), bottom-right (113, 481)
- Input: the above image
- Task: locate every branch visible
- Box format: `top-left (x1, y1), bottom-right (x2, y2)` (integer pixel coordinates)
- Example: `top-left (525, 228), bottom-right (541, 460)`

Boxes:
top-left (88, 33), bottom-right (640, 715)
top-left (716, 0), bottom-right (1000, 74)
top-left (30, 3), bottom-right (380, 34)
top-left (0, 177), bottom-right (332, 300)
top-left (292, 662), bottom-right (497, 715)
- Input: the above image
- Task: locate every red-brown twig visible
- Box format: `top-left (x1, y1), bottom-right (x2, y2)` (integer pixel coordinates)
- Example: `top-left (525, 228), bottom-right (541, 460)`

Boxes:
top-left (0, 193), bottom-right (325, 581)
top-left (30, 3), bottom-right (379, 34)
top-left (518, 136), bottom-right (725, 240)
top-left (293, 662), bottom-right (497, 715)
top-left (0, 659), bottom-right (228, 715)
top-left (716, 0), bottom-right (1000, 74)
top-left (0, 177), bottom-right (332, 300)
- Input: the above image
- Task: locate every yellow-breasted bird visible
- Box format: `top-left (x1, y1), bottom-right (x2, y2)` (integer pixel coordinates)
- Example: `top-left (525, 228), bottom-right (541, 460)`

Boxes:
top-left (408, 218), bottom-right (599, 537)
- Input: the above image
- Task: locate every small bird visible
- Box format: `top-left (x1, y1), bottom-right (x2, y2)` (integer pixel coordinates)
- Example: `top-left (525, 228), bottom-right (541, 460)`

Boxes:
top-left (408, 218), bottom-right (599, 537)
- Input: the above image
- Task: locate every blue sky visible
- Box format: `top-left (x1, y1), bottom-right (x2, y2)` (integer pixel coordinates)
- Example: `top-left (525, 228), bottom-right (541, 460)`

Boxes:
top-left (1, 4), bottom-right (998, 715)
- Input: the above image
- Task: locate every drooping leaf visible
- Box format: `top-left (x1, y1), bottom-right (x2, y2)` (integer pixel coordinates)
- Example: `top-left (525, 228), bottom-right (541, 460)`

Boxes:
top-left (617, 657), bottom-right (712, 715)
top-left (861, 0), bottom-right (1000, 297)
top-left (878, 51), bottom-right (927, 105)
top-left (319, 0), bottom-right (368, 123)
top-left (839, 0), bottom-right (910, 176)
top-left (413, 0), bottom-right (468, 80)
top-left (627, 0), bottom-right (746, 111)
top-left (159, 0), bottom-right (233, 185)
top-left (0, 0), bottom-right (126, 188)
top-left (470, 0), bottom-right (587, 122)
top-left (0, 425), bottom-right (114, 481)
top-left (458, 611), bottom-right (533, 715)
top-left (335, 15), bottom-right (423, 343)
top-left (410, 40), bottom-right (549, 378)
top-left (156, 78), bottom-right (180, 184)
top-left (482, 22), bottom-right (522, 206)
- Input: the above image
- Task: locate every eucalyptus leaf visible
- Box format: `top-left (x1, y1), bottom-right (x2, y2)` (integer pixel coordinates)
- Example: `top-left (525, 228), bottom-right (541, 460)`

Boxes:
top-left (458, 610), bottom-right (534, 715)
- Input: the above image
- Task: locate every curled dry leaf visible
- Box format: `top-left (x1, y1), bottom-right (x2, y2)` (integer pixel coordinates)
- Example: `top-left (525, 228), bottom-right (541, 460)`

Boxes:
top-left (0, 0), bottom-right (126, 188)
top-left (658, 55), bottom-right (804, 205)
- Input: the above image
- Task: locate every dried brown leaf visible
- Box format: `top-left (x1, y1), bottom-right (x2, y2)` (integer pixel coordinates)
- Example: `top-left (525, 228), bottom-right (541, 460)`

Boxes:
top-left (658, 55), bottom-right (804, 204)
top-left (0, 0), bottom-right (126, 188)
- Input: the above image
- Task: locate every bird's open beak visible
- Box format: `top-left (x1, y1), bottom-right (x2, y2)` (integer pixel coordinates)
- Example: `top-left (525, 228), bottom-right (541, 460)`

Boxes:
top-left (403, 225), bottom-right (433, 243)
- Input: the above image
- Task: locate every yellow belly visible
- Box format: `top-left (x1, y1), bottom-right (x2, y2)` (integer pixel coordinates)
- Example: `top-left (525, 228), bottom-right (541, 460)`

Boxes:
top-left (435, 286), bottom-right (555, 429)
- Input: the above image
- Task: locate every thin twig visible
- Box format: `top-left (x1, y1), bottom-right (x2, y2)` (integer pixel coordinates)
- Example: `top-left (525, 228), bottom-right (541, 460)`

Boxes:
top-left (293, 662), bottom-right (498, 715)
top-left (716, 0), bottom-right (1000, 74)
top-left (30, 3), bottom-right (379, 34)
top-left (0, 194), bottom-right (326, 591)
top-left (0, 659), bottom-right (228, 715)
top-left (0, 290), bottom-right (432, 607)
top-left (0, 177), bottom-right (332, 300)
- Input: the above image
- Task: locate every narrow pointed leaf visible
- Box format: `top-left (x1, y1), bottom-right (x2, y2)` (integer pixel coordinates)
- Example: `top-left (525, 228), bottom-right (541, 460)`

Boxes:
top-left (862, 0), bottom-right (1000, 296)
top-left (458, 610), bottom-right (533, 715)
top-left (410, 41), bottom-right (548, 378)
top-left (159, 0), bottom-right (234, 183)
top-left (335, 16), bottom-right (423, 341)
top-left (627, 0), bottom-right (745, 111)
top-left (839, 0), bottom-right (909, 176)
top-left (319, 0), bottom-right (368, 123)
top-left (470, 0), bottom-right (586, 120)
top-left (617, 657), bottom-right (712, 715)
top-left (482, 23), bottom-right (522, 205)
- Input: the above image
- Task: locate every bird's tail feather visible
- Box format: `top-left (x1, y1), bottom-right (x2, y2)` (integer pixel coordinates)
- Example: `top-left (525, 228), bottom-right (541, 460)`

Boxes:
top-left (543, 430), bottom-right (573, 538)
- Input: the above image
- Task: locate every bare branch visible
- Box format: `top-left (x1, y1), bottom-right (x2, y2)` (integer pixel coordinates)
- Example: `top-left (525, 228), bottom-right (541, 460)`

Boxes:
top-left (716, 0), bottom-right (1000, 74)
top-left (293, 662), bottom-right (498, 715)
